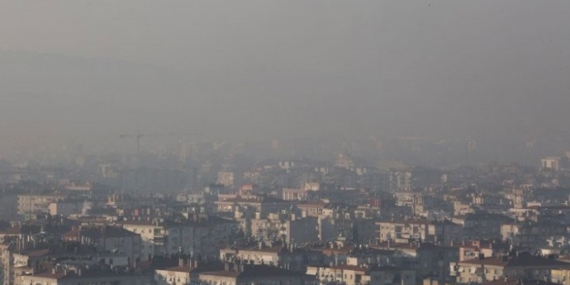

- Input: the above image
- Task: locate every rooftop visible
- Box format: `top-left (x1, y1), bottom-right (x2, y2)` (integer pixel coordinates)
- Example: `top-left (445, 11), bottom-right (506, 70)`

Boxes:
top-left (201, 264), bottom-right (305, 279)
top-left (460, 253), bottom-right (570, 268)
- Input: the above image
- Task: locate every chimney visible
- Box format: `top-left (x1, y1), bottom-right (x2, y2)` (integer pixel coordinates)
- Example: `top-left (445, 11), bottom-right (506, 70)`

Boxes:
top-left (179, 257), bottom-right (185, 267)
top-left (224, 262), bottom-right (230, 271)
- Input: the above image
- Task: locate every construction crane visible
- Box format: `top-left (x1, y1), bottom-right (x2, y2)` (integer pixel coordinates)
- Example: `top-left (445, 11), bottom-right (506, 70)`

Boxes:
top-left (119, 130), bottom-right (199, 155)
top-left (119, 130), bottom-right (146, 156)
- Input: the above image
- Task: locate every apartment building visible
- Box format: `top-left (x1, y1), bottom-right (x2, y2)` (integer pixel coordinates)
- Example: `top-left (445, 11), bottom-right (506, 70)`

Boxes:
top-left (17, 195), bottom-right (65, 215)
top-left (120, 217), bottom-right (238, 258)
top-left (62, 225), bottom-right (142, 261)
top-left (450, 252), bottom-right (570, 284)
top-left (377, 219), bottom-right (463, 245)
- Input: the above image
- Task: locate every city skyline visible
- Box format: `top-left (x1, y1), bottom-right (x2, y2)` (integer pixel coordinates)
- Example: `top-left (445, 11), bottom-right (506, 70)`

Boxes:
top-left (1, 1), bottom-right (570, 159)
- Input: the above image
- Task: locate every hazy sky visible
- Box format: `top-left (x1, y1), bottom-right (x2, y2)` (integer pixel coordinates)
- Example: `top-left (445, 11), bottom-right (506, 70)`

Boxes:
top-left (1, 1), bottom-right (570, 152)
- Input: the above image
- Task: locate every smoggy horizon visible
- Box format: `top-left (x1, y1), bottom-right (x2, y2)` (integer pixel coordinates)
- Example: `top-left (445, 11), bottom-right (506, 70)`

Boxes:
top-left (1, 1), bottom-right (570, 163)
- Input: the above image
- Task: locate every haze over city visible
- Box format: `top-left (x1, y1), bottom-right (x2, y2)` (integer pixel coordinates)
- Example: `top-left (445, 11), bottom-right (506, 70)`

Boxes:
top-left (4, 2), bottom-right (570, 285)
top-left (1, 0), bottom-right (570, 164)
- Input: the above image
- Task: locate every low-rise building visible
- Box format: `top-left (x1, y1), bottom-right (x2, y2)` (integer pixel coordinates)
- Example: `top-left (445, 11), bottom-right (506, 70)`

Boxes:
top-left (450, 252), bottom-right (570, 283)
top-left (19, 270), bottom-right (152, 285)
top-left (307, 264), bottom-right (415, 285)
top-left (198, 264), bottom-right (313, 285)
top-left (155, 258), bottom-right (223, 285)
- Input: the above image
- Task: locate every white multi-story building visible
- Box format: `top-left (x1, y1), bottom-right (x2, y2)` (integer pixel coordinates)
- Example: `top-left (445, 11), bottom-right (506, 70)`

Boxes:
top-left (377, 219), bottom-right (463, 246)
top-left (541, 157), bottom-right (561, 171)
top-left (238, 213), bottom-right (319, 244)
top-left (17, 195), bottom-right (65, 215)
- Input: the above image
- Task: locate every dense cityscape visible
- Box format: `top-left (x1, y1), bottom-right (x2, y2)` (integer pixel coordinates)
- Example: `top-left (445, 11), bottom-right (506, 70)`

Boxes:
top-left (0, 138), bottom-right (569, 285)
top-left (3, 0), bottom-right (570, 285)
